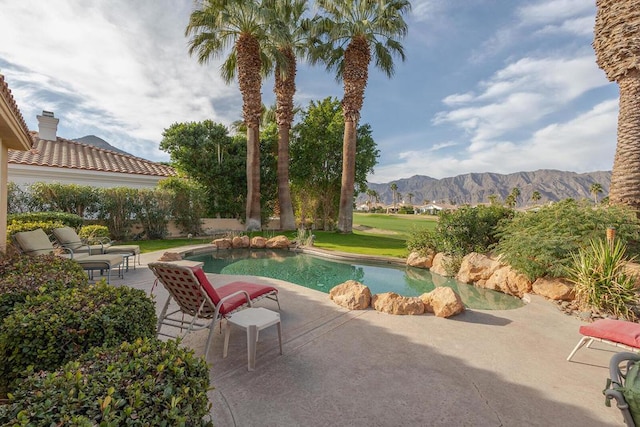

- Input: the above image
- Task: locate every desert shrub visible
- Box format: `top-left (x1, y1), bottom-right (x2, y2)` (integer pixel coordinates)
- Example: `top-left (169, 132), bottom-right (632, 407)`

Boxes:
top-left (407, 205), bottom-right (514, 256)
top-left (495, 199), bottom-right (640, 280)
top-left (0, 283), bottom-right (156, 390)
top-left (7, 211), bottom-right (83, 228)
top-left (0, 338), bottom-right (213, 426)
top-left (78, 224), bottom-right (110, 243)
top-left (0, 252), bottom-right (88, 322)
top-left (566, 238), bottom-right (639, 321)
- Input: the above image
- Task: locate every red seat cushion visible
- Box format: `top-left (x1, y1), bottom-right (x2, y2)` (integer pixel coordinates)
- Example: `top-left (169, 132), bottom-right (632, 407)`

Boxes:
top-left (579, 319), bottom-right (640, 349)
top-left (190, 267), bottom-right (277, 314)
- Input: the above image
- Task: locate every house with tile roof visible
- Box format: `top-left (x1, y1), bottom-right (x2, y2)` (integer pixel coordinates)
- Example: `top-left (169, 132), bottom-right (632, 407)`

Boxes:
top-left (8, 111), bottom-right (176, 189)
top-left (0, 74), bottom-right (33, 249)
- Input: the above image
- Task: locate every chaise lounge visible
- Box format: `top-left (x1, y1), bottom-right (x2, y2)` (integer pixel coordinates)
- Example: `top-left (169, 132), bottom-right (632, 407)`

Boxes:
top-left (13, 228), bottom-right (124, 284)
top-left (148, 261), bottom-right (280, 359)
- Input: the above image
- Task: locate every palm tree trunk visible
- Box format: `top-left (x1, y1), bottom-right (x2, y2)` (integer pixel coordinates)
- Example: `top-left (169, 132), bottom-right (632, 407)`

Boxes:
top-left (337, 119), bottom-right (357, 232)
top-left (277, 125), bottom-right (296, 229)
top-left (610, 70), bottom-right (640, 212)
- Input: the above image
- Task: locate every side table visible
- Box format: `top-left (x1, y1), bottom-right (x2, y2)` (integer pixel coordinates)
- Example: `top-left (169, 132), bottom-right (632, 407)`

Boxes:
top-left (223, 307), bottom-right (283, 371)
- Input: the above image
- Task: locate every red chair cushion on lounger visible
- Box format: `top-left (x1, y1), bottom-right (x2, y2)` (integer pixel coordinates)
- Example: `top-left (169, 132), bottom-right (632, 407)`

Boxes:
top-left (191, 267), bottom-right (277, 314)
top-left (579, 319), bottom-right (640, 349)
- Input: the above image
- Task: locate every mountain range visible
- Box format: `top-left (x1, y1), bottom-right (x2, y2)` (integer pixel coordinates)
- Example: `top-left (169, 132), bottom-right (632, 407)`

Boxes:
top-left (358, 170), bottom-right (612, 207)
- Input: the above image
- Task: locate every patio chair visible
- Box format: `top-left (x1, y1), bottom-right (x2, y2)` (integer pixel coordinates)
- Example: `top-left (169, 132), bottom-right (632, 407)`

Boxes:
top-left (148, 261), bottom-right (280, 359)
top-left (12, 228), bottom-right (124, 284)
top-left (52, 226), bottom-right (141, 269)
top-left (604, 352), bottom-right (640, 427)
top-left (567, 319), bottom-right (640, 361)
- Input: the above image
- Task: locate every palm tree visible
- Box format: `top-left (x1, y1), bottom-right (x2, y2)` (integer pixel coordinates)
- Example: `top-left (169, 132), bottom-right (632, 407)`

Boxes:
top-left (510, 187), bottom-right (521, 208)
top-left (594, 0), bottom-right (640, 211)
top-left (264, 0), bottom-right (309, 230)
top-left (531, 191), bottom-right (541, 205)
top-left (312, 0), bottom-right (410, 232)
top-left (407, 192), bottom-right (414, 204)
top-left (185, 0), bottom-right (273, 230)
top-left (390, 183), bottom-right (398, 211)
top-left (590, 182), bottom-right (603, 205)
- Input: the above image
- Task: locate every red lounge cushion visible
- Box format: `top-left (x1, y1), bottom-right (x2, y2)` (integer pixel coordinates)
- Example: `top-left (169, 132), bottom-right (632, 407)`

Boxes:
top-left (190, 267), bottom-right (277, 314)
top-left (579, 319), bottom-right (640, 348)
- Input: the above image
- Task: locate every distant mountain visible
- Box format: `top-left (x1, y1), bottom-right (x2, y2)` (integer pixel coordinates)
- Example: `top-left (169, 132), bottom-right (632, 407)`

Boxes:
top-left (358, 170), bottom-right (612, 207)
top-left (73, 135), bottom-right (133, 157)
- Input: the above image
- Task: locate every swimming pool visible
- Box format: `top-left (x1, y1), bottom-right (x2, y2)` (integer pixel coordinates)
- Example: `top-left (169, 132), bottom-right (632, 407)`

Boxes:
top-left (186, 249), bottom-right (523, 310)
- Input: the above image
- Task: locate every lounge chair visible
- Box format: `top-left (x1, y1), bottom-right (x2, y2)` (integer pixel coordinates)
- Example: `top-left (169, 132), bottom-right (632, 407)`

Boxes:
top-left (567, 319), bottom-right (640, 361)
top-left (148, 261), bottom-right (280, 359)
top-left (12, 228), bottom-right (124, 284)
top-left (52, 226), bottom-right (141, 269)
top-left (604, 352), bottom-right (640, 427)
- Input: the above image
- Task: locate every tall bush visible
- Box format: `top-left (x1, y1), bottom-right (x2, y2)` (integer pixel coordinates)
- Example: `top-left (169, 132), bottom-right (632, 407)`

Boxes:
top-left (8, 211), bottom-right (83, 228)
top-left (494, 199), bottom-right (640, 280)
top-left (0, 338), bottom-right (213, 426)
top-left (97, 187), bottom-right (139, 240)
top-left (30, 182), bottom-right (99, 217)
top-left (136, 188), bottom-right (172, 239)
top-left (159, 177), bottom-right (206, 235)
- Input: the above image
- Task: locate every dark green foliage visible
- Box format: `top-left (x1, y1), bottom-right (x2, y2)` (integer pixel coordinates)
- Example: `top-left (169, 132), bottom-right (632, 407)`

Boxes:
top-left (158, 177), bottom-right (207, 235)
top-left (407, 205), bottom-right (514, 256)
top-left (136, 188), bottom-right (172, 239)
top-left (0, 252), bottom-right (88, 323)
top-left (0, 338), bottom-right (213, 426)
top-left (29, 182), bottom-right (99, 217)
top-left (97, 187), bottom-right (139, 240)
top-left (7, 211), bottom-right (83, 228)
top-left (0, 283), bottom-right (156, 390)
top-left (495, 199), bottom-right (640, 280)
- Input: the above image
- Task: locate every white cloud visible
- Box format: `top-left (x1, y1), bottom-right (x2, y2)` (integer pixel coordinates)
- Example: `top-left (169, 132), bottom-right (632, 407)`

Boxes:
top-left (517, 0), bottom-right (594, 26)
top-left (535, 16), bottom-right (594, 37)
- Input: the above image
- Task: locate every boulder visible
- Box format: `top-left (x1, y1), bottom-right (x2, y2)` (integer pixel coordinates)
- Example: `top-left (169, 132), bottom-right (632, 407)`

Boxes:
top-left (329, 280), bottom-right (371, 310)
top-left (213, 238), bottom-right (232, 250)
top-left (456, 252), bottom-right (502, 284)
top-left (266, 235), bottom-right (291, 249)
top-left (231, 236), bottom-right (244, 248)
top-left (420, 287), bottom-right (465, 318)
top-left (532, 277), bottom-right (575, 301)
top-left (251, 236), bottom-right (267, 249)
top-left (406, 251), bottom-right (434, 269)
top-left (430, 253), bottom-right (454, 277)
top-left (371, 292), bottom-right (425, 315)
top-left (483, 266), bottom-right (532, 298)
top-left (158, 252), bottom-right (182, 261)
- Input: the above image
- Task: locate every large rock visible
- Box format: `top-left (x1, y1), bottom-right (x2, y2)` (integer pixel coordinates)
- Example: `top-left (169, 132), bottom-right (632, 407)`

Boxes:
top-left (406, 251), bottom-right (434, 269)
top-left (266, 235), bottom-right (291, 249)
top-left (371, 292), bottom-right (425, 315)
top-left (532, 277), bottom-right (575, 301)
top-left (213, 238), bottom-right (232, 250)
top-left (158, 252), bottom-right (182, 261)
top-left (329, 280), bottom-right (371, 310)
top-left (430, 253), bottom-right (455, 277)
top-left (483, 266), bottom-right (532, 298)
top-left (232, 235), bottom-right (250, 249)
top-left (456, 252), bottom-right (502, 284)
top-left (251, 236), bottom-right (267, 249)
top-left (420, 287), bottom-right (465, 318)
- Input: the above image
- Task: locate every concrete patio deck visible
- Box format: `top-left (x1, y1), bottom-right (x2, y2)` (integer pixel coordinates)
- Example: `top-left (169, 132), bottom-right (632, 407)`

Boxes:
top-left (116, 247), bottom-right (626, 426)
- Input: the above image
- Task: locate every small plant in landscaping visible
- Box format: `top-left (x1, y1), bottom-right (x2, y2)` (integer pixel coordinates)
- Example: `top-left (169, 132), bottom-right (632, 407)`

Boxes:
top-left (0, 338), bottom-right (213, 426)
top-left (78, 224), bottom-right (110, 243)
top-left (566, 238), bottom-right (639, 321)
top-left (0, 283), bottom-right (156, 390)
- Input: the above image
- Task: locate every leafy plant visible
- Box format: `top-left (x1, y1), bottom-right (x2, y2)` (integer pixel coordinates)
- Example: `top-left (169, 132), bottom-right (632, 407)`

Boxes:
top-left (6, 219), bottom-right (65, 239)
top-left (78, 224), bottom-right (110, 243)
top-left (0, 338), bottom-right (213, 426)
top-left (0, 283), bottom-right (156, 390)
top-left (566, 238), bottom-right (639, 321)
top-left (495, 199), bottom-right (640, 280)
top-left (8, 211), bottom-right (83, 228)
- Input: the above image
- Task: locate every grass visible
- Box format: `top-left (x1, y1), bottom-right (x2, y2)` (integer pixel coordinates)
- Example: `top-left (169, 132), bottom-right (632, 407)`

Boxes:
top-left (126, 214), bottom-right (437, 258)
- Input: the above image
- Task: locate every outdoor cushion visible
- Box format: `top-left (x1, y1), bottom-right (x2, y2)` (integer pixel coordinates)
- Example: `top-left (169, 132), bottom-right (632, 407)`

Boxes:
top-left (13, 229), bottom-right (57, 256)
top-left (579, 319), bottom-right (640, 349)
top-left (191, 267), bottom-right (278, 314)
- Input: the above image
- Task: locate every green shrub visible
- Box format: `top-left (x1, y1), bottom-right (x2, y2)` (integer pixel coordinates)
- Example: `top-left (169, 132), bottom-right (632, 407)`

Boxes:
top-left (0, 252), bottom-right (88, 322)
top-left (6, 219), bottom-right (65, 237)
top-left (7, 211), bottom-right (83, 228)
top-left (0, 283), bottom-right (156, 390)
top-left (0, 338), bottom-right (213, 426)
top-left (79, 224), bottom-right (110, 243)
top-left (407, 205), bottom-right (514, 256)
top-left (566, 238), bottom-right (639, 321)
top-left (495, 199), bottom-right (640, 280)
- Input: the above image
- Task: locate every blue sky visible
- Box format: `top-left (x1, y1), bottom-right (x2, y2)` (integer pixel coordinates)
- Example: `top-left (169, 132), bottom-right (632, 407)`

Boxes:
top-left (0, 0), bottom-right (618, 183)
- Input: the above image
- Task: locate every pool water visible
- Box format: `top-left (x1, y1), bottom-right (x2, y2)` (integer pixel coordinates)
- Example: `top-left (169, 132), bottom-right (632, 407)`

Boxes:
top-left (186, 249), bottom-right (524, 310)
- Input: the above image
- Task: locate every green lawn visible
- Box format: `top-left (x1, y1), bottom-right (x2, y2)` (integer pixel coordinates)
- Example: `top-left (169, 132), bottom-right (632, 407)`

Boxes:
top-left (129, 213), bottom-right (437, 258)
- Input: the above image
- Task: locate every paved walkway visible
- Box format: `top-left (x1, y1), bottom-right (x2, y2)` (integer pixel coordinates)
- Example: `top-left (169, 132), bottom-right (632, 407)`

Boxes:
top-left (115, 246), bottom-right (625, 426)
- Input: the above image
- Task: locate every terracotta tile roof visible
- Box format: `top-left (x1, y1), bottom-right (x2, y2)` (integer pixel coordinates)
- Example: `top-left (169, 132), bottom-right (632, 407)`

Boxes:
top-left (0, 74), bottom-right (31, 142)
top-left (8, 132), bottom-right (176, 177)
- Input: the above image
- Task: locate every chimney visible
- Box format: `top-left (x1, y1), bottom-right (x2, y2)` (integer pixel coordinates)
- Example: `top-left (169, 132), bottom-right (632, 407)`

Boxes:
top-left (37, 110), bottom-right (59, 141)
